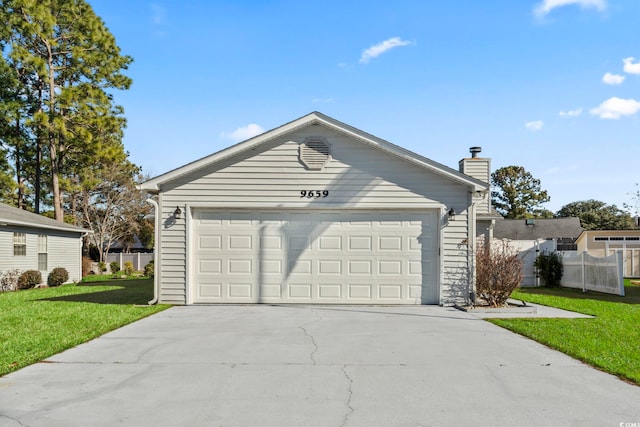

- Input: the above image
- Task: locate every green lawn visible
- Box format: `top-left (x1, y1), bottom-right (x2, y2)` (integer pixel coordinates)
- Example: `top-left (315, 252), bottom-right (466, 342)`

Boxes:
top-left (0, 278), bottom-right (169, 377)
top-left (491, 279), bottom-right (640, 385)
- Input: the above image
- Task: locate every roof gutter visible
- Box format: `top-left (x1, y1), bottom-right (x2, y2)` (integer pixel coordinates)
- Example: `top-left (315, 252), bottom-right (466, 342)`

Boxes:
top-left (145, 197), bottom-right (160, 305)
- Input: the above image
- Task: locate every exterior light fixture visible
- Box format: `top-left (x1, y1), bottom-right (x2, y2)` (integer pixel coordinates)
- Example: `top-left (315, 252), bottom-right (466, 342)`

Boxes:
top-left (174, 206), bottom-right (182, 219)
top-left (448, 208), bottom-right (456, 220)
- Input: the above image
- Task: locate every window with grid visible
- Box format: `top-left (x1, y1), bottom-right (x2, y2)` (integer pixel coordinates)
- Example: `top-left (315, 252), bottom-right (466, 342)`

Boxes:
top-left (38, 235), bottom-right (48, 271)
top-left (13, 232), bottom-right (26, 256)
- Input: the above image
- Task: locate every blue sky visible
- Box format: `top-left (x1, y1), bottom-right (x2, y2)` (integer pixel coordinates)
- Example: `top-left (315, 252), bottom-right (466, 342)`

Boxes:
top-left (89, 0), bottom-right (640, 213)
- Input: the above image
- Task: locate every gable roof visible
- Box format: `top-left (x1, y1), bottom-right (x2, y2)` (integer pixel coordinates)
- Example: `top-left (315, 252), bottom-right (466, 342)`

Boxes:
top-left (493, 217), bottom-right (584, 240)
top-left (139, 111), bottom-right (489, 193)
top-left (0, 202), bottom-right (90, 234)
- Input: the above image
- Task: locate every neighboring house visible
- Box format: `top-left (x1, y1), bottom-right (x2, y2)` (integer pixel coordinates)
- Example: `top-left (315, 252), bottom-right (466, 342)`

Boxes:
top-left (575, 230), bottom-right (640, 278)
top-left (0, 202), bottom-right (90, 283)
top-left (139, 112), bottom-right (491, 306)
top-left (493, 217), bottom-right (584, 286)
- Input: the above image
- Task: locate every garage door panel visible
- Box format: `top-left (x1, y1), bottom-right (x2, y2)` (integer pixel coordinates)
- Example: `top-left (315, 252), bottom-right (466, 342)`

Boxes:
top-left (228, 259), bottom-right (252, 274)
top-left (379, 284), bottom-right (402, 300)
top-left (260, 259), bottom-right (282, 274)
top-left (199, 235), bottom-right (222, 249)
top-left (260, 284), bottom-right (281, 298)
top-left (319, 235), bottom-right (342, 250)
top-left (192, 210), bottom-right (438, 304)
top-left (199, 259), bottom-right (221, 274)
top-left (348, 260), bottom-right (372, 275)
top-left (318, 259), bottom-right (342, 275)
top-left (348, 284), bottom-right (372, 299)
top-left (260, 235), bottom-right (282, 249)
top-left (379, 260), bottom-right (402, 275)
top-left (228, 283), bottom-right (252, 298)
top-left (318, 284), bottom-right (342, 299)
top-left (228, 235), bottom-right (253, 249)
top-left (349, 236), bottom-right (372, 251)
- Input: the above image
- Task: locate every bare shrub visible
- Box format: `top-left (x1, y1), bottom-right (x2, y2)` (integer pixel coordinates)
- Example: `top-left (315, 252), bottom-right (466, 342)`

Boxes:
top-left (1, 269), bottom-right (22, 292)
top-left (475, 240), bottom-right (524, 307)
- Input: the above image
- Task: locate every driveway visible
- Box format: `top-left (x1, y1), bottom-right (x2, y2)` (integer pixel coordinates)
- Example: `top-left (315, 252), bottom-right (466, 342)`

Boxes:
top-left (1, 305), bottom-right (639, 426)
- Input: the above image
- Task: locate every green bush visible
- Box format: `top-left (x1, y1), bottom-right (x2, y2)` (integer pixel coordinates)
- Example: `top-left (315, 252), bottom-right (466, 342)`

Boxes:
top-left (110, 261), bottom-right (120, 274)
top-left (98, 261), bottom-right (107, 274)
top-left (123, 261), bottom-right (134, 276)
top-left (144, 261), bottom-right (154, 278)
top-left (534, 251), bottom-right (563, 287)
top-left (47, 267), bottom-right (69, 287)
top-left (17, 270), bottom-right (42, 289)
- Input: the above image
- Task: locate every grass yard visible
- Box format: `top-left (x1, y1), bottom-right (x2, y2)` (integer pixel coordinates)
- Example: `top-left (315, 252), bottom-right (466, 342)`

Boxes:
top-left (491, 279), bottom-right (640, 385)
top-left (0, 278), bottom-right (169, 377)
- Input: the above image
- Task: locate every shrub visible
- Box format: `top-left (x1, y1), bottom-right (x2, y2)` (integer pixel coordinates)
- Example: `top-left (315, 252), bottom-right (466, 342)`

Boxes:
top-left (98, 261), bottom-right (107, 274)
top-left (534, 251), bottom-right (563, 287)
top-left (110, 261), bottom-right (120, 274)
top-left (144, 261), bottom-right (154, 278)
top-left (1, 269), bottom-right (21, 292)
top-left (17, 270), bottom-right (42, 290)
top-left (475, 240), bottom-right (524, 307)
top-left (47, 267), bottom-right (69, 287)
top-left (123, 261), bottom-right (134, 276)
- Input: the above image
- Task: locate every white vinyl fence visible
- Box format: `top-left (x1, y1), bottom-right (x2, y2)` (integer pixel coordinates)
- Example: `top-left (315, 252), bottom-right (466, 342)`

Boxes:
top-left (560, 251), bottom-right (624, 296)
top-left (105, 253), bottom-right (154, 272)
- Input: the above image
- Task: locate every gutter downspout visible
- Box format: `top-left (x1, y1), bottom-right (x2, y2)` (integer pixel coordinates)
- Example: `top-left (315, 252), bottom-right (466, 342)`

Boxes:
top-left (146, 197), bottom-right (160, 305)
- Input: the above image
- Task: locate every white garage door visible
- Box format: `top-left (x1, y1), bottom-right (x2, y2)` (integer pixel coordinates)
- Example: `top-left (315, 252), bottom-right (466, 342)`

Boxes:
top-left (191, 210), bottom-right (439, 304)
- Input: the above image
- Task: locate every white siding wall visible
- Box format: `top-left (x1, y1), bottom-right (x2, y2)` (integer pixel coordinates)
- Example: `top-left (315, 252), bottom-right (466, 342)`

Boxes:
top-left (157, 127), bottom-right (474, 305)
top-left (0, 226), bottom-right (83, 283)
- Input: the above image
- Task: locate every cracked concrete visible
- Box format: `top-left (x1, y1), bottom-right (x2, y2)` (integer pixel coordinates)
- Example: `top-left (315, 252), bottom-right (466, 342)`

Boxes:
top-left (340, 365), bottom-right (354, 427)
top-left (299, 309), bottom-right (320, 365)
top-left (1, 305), bottom-right (639, 426)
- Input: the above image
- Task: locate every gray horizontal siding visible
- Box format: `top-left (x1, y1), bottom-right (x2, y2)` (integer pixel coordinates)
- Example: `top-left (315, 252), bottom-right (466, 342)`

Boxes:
top-left (0, 226), bottom-right (82, 283)
top-left (156, 126), bottom-right (474, 305)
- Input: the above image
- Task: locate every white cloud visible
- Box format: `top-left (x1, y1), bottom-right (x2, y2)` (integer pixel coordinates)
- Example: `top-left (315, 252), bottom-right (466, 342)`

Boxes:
top-left (590, 97), bottom-right (640, 119)
top-left (359, 37), bottom-right (413, 64)
top-left (533, 0), bottom-right (607, 18)
top-left (623, 57), bottom-right (640, 75)
top-left (149, 3), bottom-right (166, 25)
top-left (602, 72), bottom-right (625, 85)
top-left (221, 124), bottom-right (264, 141)
top-left (525, 120), bottom-right (544, 131)
top-left (559, 108), bottom-right (583, 117)
top-left (312, 97), bottom-right (334, 104)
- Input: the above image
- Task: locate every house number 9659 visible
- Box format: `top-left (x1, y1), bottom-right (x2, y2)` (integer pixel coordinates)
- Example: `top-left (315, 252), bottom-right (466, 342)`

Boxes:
top-left (300, 190), bottom-right (329, 199)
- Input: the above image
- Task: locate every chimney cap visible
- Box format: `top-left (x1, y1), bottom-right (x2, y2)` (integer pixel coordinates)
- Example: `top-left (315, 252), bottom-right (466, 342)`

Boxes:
top-left (470, 147), bottom-right (482, 158)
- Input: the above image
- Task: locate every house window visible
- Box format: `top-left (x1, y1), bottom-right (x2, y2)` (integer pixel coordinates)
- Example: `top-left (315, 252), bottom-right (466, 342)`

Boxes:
top-left (13, 232), bottom-right (26, 256)
top-left (625, 237), bottom-right (639, 241)
top-left (610, 237), bottom-right (624, 241)
top-left (594, 237), bottom-right (608, 241)
top-left (38, 235), bottom-right (48, 271)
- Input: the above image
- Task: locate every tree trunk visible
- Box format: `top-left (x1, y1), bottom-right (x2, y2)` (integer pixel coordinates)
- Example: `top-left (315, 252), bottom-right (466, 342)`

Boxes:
top-left (14, 119), bottom-right (24, 209)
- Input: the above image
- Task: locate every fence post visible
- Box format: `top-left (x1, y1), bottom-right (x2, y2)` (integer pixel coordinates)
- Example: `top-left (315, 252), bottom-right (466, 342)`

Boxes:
top-left (119, 253), bottom-right (123, 271)
top-left (581, 251), bottom-right (587, 292)
top-left (616, 251), bottom-right (625, 297)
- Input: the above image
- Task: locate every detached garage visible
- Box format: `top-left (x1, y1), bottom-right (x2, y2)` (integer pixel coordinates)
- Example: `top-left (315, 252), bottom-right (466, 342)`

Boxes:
top-left (140, 112), bottom-right (490, 306)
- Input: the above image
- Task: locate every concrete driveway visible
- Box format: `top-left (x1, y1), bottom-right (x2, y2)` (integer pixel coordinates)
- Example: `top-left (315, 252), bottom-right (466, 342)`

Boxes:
top-left (1, 305), bottom-right (639, 427)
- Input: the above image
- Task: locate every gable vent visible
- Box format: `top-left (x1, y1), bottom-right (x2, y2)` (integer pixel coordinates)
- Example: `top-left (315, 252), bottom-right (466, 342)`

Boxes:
top-left (299, 136), bottom-right (331, 170)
